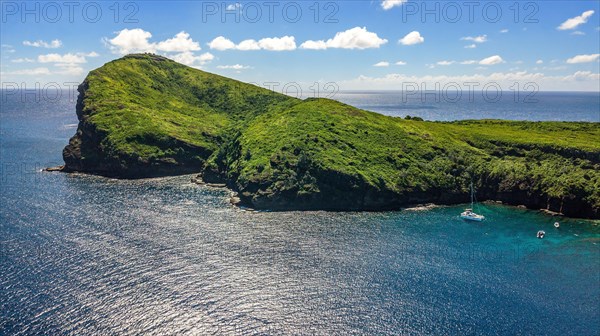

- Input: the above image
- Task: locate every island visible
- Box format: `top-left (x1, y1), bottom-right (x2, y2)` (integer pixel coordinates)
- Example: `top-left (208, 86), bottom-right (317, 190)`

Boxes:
top-left (59, 54), bottom-right (600, 219)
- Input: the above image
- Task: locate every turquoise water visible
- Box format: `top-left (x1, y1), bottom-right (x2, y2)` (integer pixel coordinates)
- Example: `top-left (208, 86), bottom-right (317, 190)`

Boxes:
top-left (1, 92), bottom-right (599, 335)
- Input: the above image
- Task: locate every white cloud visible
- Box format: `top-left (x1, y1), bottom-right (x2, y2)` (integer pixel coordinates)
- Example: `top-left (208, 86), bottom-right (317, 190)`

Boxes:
top-left (237, 39), bottom-right (260, 51)
top-left (464, 44), bottom-right (476, 49)
top-left (381, 0), bottom-right (407, 10)
top-left (437, 60), bottom-right (455, 66)
top-left (571, 31), bottom-right (585, 35)
top-left (217, 64), bottom-right (251, 70)
top-left (374, 61), bottom-right (390, 67)
top-left (3, 67), bottom-right (52, 75)
top-left (57, 66), bottom-right (85, 76)
top-left (300, 27), bottom-right (388, 50)
top-left (105, 29), bottom-right (211, 66)
top-left (209, 35), bottom-right (296, 51)
top-left (479, 55), bottom-right (504, 65)
top-left (38, 53), bottom-right (87, 64)
top-left (226, 3), bottom-right (242, 10)
top-left (299, 40), bottom-right (327, 50)
top-left (399, 31), bottom-right (424, 45)
top-left (566, 53), bottom-right (600, 64)
top-left (155, 31), bottom-right (201, 52)
top-left (536, 60), bottom-right (543, 64)
top-left (1, 66), bottom-right (85, 76)
top-left (11, 58), bottom-right (34, 63)
top-left (458, 57), bottom-right (506, 66)
top-left (564, 71), bottom-right (600, 81)
top-left (106, 29), bottom-right (201, 54)
top-left (106, 28), bottom-right (155, 54)
top-left (170, 51), bottom-right (214, 66)
top-left (198, 52), bottom-right (215, 62)
top-left (461, 35), bottom-right (487, 43)
top-left (208, 36), bottom-right (236, 51)
top-left (540, 66), bottom-right (568, 71)
top-left (257, 36), bottom-right (296, 51)
top-left (339, 71), bottom-right (600, 91)
top-left (557, 10), bottom-right (595, 30)
top-left (395, 61), bottom-right (407, 65)
top-left (23, 39), bottom-right (62, 48)
top-left (5, 51), bottom-right (95, 78)
top-left (500, 29), bottom-right (509, 33)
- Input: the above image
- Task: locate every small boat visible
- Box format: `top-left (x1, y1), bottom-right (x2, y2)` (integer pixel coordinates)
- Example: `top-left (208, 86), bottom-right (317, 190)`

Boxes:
top-left (554, 222), bottom-right (560, 228)
top-left (537, 230), bottom-right (545, 239)
top-left (460, 182), bottom-right (485, 221)
top-left (461, 208), bottom-right (485, 222)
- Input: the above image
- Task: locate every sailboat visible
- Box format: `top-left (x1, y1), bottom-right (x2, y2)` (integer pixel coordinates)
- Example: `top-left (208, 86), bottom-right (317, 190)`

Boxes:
top-left (461, 181), bottom-right (485, 222)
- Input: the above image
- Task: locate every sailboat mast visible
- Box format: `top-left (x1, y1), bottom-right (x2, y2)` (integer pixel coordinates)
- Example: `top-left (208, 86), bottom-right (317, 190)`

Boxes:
top-left (470, 181), bottom-right (474, 208)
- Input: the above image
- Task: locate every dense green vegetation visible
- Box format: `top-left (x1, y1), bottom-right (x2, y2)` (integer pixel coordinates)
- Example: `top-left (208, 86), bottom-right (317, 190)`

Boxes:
top-left (64, 54), bottom-right (297, 176)
top-left (63, 54), bottom-right (600, 218)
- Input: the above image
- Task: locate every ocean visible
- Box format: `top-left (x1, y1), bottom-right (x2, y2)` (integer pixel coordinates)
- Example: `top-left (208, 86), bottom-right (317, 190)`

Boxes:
top-left (335, 91), bottom-right (600, 122)
top-left (1, 90), bottom-right (599, 335)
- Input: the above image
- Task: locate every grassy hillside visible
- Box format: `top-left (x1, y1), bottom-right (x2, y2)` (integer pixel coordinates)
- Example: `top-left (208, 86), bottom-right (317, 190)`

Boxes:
top-left (63, 54), bottom-right (600, 218)
top-left (207, 98), bottom-right (600, 216)
top-left (63, 54), bottom-right (298, 176)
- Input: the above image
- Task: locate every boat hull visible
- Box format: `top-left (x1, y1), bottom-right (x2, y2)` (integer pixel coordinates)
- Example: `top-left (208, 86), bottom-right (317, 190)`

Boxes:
top-left (461, 213), bottom-right (485, 221)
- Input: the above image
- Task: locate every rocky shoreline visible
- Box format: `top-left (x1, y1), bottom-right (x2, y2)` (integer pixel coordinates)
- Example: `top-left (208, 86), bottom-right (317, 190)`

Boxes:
top-left (187, 172), bottom-right (577, 218)
top-left (44, 166), bottom-right (585, 218)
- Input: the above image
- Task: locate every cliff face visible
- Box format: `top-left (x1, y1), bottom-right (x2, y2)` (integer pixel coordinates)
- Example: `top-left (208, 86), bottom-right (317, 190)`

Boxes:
top-left (63, 81), bottom-right (211, 178)
top-left (202, 158), bottom-right (599, 219)
top-left (62, 54), bottom-right (600, 219)
top-left (208, 156), bottom-right (600, 219)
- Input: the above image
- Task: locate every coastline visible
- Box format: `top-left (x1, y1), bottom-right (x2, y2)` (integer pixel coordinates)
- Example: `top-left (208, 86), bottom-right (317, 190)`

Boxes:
top-left (45, 168), bottom-right (591, 220)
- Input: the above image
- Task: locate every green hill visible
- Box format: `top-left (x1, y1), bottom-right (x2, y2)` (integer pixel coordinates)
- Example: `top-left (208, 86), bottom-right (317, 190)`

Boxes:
top-left (62, 54), bottom-right (600, 218)
top-left (63, 53), bottom-right (298, 177)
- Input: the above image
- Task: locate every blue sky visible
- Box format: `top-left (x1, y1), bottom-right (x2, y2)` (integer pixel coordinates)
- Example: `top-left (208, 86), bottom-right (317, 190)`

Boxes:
top-left (1, 0), bottom-right (599, 91)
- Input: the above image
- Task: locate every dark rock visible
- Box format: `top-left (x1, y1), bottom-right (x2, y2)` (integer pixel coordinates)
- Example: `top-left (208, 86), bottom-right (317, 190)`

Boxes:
top-left (43, 166), bottom-right (65, 172)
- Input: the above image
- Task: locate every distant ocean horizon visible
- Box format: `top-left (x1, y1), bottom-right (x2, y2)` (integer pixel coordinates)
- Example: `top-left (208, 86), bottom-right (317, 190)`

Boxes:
top-left (333, 90), bottom-right (600, 122)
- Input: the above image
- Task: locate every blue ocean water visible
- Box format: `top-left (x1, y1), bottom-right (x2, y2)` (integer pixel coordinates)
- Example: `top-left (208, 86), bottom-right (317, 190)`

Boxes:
top-left (335, 91), bottom-right (600, 122)
top-left (1, 91), bottom-right (599, 335)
